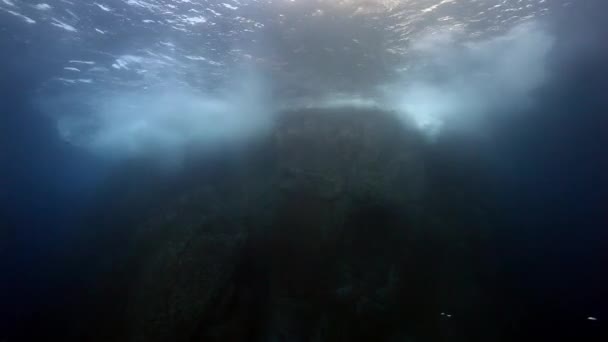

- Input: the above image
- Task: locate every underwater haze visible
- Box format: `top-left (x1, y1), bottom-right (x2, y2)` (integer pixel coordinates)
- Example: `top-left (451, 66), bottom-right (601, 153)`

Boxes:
top-left (1, 0), bottom-right (607, 341)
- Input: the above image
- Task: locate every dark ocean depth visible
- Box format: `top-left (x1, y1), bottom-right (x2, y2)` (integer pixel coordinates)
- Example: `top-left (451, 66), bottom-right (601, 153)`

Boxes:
top-left (1, 1), bottom-right (606, 341)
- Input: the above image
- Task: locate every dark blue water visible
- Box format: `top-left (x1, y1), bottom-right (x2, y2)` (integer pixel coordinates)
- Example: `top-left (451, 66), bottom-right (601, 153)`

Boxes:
top-left (0, 67), bottom-right (106, 337)
top-left (1, 1), bottom-right (607, 341)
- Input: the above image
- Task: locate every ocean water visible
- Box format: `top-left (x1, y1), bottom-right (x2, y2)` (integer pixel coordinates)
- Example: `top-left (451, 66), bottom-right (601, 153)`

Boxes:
top-left (0, 0), bottom-right (606, 341)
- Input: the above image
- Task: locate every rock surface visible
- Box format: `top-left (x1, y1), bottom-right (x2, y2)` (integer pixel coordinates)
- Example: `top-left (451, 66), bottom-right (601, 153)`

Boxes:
top-left (73, 107), bottom-right (498, 341)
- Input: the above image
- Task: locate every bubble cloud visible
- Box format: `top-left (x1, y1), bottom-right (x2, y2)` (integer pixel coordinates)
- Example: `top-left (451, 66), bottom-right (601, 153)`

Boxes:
top-left (385, 22), bottom-right (556, 138)
top-left (45, 72), bottom-right (274, 166)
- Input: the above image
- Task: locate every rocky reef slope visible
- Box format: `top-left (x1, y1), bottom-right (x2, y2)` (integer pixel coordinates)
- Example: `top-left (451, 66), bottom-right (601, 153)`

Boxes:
top-left (68, 107), bottom-right (502, 341)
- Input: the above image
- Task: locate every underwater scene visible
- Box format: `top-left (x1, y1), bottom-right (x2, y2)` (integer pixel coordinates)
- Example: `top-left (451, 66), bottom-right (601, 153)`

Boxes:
top-left (0, 0), bottom-right (606, 341)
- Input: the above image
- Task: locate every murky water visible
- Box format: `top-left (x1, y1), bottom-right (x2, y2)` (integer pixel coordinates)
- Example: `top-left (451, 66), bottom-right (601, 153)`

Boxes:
top-left (1, 0), bottom-right (606, 340)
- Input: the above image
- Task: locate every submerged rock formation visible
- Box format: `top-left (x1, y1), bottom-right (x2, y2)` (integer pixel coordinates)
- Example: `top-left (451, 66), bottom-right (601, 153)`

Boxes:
top-left (69, 107), bottom-right (499, 341)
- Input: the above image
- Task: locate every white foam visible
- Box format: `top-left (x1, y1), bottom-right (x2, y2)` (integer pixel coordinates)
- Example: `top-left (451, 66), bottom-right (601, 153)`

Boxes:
top-left (159, 41), bottom-right (175, 48)
top-left (222, 3), bottom-right (238, 10)
top-left (206, 8), bottom-right (221, 16)
top-left (56, 78), bottom-right (76, 84)
top-left (94, 3), bottom-right (111, 12)
top-left (34, 4), bottom-right (52, 11)
top-left (421, 0), bottom-right (455, 13)
top-left (181, 15), bottom-right (206, 25)
top-left (65, 9), bottom-right (79, 20)
top-left (69, 60), bottom-right (96, 65)
top-left (5, 10), bottom-right (36, 24)
top-left (51, 18), bottom-right (77, 32)
top-left (111, 55), bottom-right (144, 70)
top-left (184, 55), bottom-right (208, 61)
top-left (126, 0), bottom-right (159, 11)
